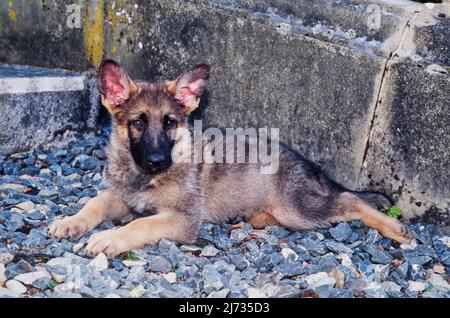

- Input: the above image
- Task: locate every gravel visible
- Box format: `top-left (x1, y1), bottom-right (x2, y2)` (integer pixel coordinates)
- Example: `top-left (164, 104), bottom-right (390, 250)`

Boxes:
top-left (0, 135), bottom-right (449, 298)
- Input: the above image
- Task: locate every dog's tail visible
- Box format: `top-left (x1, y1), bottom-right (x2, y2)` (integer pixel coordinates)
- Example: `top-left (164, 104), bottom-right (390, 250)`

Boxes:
top-left (351, 191), bottom-right (394, 210)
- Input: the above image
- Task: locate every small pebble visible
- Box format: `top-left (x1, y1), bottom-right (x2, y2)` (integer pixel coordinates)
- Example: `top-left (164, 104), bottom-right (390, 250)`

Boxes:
top-left (208, 288), bottom-right (230, 298)
top-left (89, 253), bottom-right (109, 272)
top-left (123, 260), bottom-right (147, 267)
top-left (147, 255), bottom-right (172, 273)
top-left (329, 222), bottom-right (352, 241)
top-left (6, 280), bottom-right (27, 294)
top-left (432, 263), bottom-right (446, 274)
top-left (247, 287), bottom-right (267, 298)
top-left (180, 245), bottom-right (203, 253)
top-left (54, 282), bottom-right (75, 293)
top-left (304, 272), bottom-right (336, 297)
top-left (400, 239), bottom-right (418, 250)
top-left (0, 287), bottom-right (18, 298)
top-left (72, 243), bottom-right (84, 253)
top-left (329, 268), bottom-right (345, 289)
top-left (0, 264), bottom-right (7, 285)
top-left (281, 247), bottom-right (298, 260)
top-left (15, 201), bottom-right (35, 211)
top-left (14, 270), bottom-right (51, 285)
top-left (130, 284), bottom-right (147, 297)
top-left (162, 272), bottom-right (177, 284)
top-left (0, 253), bottom-right (14, 265)
top-left (407, 281), bottom-right (426, 292)
top-left (200, 246), bottom-right (220, 257)
top-left (427, 273), bottom-right (450, 292)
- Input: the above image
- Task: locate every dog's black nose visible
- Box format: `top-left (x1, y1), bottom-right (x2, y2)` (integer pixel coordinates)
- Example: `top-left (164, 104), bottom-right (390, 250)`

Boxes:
top-left (148, 154), bottom-right (166, 166)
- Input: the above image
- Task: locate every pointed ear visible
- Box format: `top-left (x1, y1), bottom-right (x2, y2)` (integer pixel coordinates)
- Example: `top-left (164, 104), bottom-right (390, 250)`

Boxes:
top-left (167, 64), bottom-right (211, 115)
top-left (98, 59), bottom-right (138, 114)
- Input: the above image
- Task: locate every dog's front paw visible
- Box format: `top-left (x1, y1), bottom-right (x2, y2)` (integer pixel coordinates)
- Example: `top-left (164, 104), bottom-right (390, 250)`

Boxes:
top-left (49, 216), bottom-right (90, 239)
top-left (85, 230), bottom-right (127, 258)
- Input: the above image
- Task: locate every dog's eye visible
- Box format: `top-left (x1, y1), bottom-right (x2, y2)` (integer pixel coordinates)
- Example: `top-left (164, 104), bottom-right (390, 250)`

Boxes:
top-left (131, 119), bottom-right (145, 131)
top-left (163, 116), bottom-right (177, 130)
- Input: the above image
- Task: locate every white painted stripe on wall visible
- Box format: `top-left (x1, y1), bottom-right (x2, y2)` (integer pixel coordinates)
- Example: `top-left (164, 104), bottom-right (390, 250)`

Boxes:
top-left (0, 76), bottom-right (85, 94)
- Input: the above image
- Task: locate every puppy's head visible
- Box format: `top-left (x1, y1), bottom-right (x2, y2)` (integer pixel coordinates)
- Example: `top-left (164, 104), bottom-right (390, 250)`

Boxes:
top-left (98, 60), bottom-right (210, 174)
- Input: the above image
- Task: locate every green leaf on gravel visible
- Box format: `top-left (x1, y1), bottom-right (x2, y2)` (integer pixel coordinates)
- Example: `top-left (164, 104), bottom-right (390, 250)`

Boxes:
top-left (47, 280), bottom-right (57, 290)
top-left (119, 251), bottom-right (140, 261)
top-left (379, 205), bottom-right (402, 218)
top-left (39, 256), bottom-right (50, 262)
top-left (388, 206), bottom-right (402, 218)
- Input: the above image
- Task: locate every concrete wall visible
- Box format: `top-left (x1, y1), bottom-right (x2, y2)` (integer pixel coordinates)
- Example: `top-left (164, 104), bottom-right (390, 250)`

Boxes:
top-left (0, 65), bottom-right (99, 154)
top-left (0, 0), bottom-right (449, 224)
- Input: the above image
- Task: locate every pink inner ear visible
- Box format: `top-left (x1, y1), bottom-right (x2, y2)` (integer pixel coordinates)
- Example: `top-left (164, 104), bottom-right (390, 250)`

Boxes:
top-left (175, 79), bottom-right (205, 107)
top-left (100, 63), bottom-right (130, 106)
top-left (106, 82), bottom-right (128, 105)
top-left (175, 87), bottom-right (197, 107)
top-left (187, 78), bottom-right (205, 95)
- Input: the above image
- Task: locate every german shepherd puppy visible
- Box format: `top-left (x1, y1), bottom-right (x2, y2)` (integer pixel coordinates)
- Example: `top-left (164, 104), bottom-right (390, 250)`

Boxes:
top-left (49, 60), bottom-right (412, 258)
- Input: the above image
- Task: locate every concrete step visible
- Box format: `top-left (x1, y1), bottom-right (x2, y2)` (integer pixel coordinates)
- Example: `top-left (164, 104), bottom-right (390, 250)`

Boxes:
top-left (0, 64), bottom-right (99, 155)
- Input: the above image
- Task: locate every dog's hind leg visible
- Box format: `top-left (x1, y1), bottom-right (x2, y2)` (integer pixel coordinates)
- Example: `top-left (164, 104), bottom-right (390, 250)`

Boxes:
top-left (329, 192), bottom-right (412, 244)
top-left (49, 190), bottom-right (130, 239)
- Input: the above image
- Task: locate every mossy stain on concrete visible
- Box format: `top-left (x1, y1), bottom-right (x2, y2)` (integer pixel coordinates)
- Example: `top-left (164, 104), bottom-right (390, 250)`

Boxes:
top-left (83, 0), bottom-right (104, 67)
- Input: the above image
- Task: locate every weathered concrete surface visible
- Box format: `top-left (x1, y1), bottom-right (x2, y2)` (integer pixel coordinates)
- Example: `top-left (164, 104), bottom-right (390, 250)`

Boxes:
top-left (360, 62), bottom-right (450, 225)
top-left (0, 0), bottom-right (449, 223)
top-left (0, 65), bottom-right (100, 154)
top-left (0, 0), bottom-right (91, 70)
top-left (193, 0), bottom-right (413, 52)
top-left (415, 23), bottom-right (450, 66)
top-left (356, 4), bottom-right (450, 225)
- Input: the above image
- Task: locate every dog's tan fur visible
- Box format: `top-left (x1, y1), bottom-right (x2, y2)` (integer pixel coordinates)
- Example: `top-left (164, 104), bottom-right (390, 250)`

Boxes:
top-left (247, 209), bottom-right (280, 229)
top-left (329, 192), bottom-right (411, 243)
top-left (48, 61), bottom-right (412, 258)
top-left (49, 191), bottom-right (129, 239)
